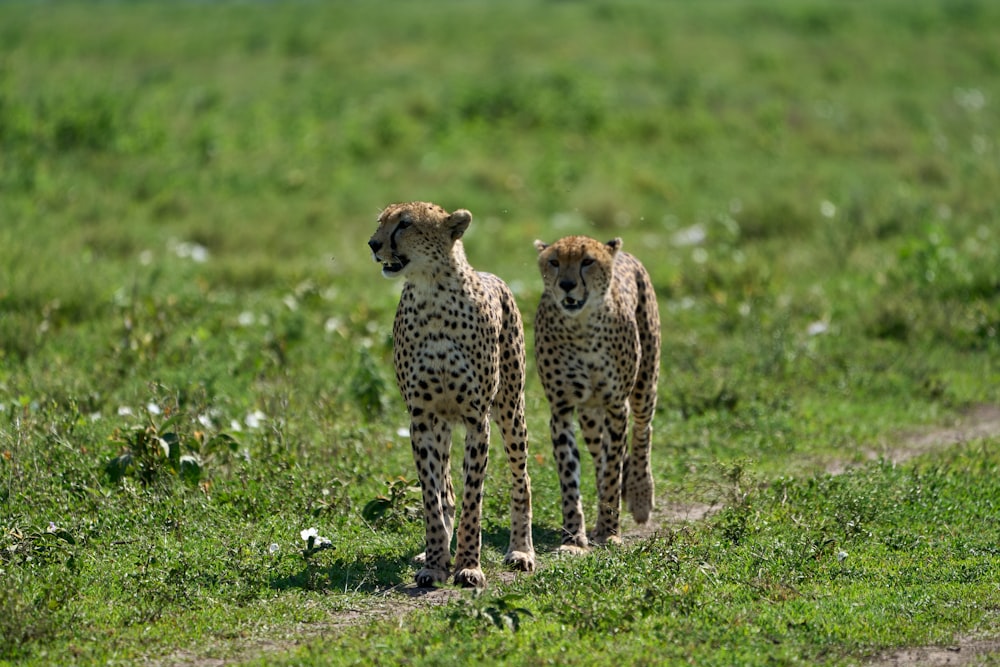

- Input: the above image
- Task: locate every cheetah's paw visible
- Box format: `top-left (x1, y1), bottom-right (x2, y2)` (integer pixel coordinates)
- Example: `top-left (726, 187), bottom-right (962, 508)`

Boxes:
top-left (454, 567), bottom-right (486, 589)
top-left (415, 566), bottom-right (449, 588)
top-left (504, 550), bottom-right (536, 573)
top-left (556, 544), bottom-right (591, 556)
top-left (591, 532), bottom-right (623, 547)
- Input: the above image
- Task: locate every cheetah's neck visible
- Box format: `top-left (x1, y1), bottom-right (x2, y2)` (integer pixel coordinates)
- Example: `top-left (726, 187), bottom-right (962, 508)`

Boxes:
top-left (404, 240), bottom-right (479, 292)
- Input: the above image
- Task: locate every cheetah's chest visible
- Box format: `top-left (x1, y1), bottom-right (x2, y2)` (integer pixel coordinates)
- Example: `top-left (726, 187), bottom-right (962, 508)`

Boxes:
top-left (394, 289), bottom-right (501, 418)
top-left (535, 303), bottom-right (640, 408)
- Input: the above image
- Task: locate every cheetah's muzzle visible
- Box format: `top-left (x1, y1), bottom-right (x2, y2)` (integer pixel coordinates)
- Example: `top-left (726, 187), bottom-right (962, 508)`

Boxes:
top-left (368, 238), bottom-right (410, 277)
top-left (380, 255), bottom-right (409, 276)
top-left (560, 295), bottom-right (586, 312)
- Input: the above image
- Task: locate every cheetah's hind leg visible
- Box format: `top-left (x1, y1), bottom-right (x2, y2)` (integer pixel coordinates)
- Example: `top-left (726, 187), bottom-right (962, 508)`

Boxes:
top-left (624, 447), bottom-right (655, 524)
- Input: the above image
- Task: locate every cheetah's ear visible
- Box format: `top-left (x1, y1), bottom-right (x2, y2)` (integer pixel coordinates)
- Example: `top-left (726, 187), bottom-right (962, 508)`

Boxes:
top-left (447, 209), bottom-right (472, 241)
top-left (606, 238), bottom-right (623, 254)
top-left (533, 240), bottom-right (549, 253)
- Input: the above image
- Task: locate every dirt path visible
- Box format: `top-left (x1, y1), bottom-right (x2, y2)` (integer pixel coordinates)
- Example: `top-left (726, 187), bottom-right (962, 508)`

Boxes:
top-left (826, 404), bottom-right (1000, 475)
top-left (156, 405), bottom-right (1000, 667)
top-left (868, 638), bottom-right (1000, 667)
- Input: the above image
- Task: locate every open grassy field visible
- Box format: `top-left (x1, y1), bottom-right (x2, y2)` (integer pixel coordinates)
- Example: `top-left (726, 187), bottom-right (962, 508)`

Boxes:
top-left (2, 0), bottom-right (999, 664)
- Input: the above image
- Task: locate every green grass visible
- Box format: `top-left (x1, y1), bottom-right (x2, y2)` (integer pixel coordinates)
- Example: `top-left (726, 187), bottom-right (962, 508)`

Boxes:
top-left (1, 0), bottom-right (999, 665)
top-left (275, 444), bottom-right (1000, 666)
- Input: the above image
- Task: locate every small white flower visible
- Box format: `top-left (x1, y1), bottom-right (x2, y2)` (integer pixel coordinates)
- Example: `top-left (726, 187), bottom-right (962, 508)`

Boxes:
top-left (245, 410), bottom-right (266, 429)
top-left (197, 414), bottom-right (213, 429)
top-left (268, 543), bottom-right (280, 555)
top-left (954, 87), bottom-right (985, 112)
top-left (837, 550), bottom-right (848, 562)
top-left (238, 311), bottom-right (256, 327)
top-left (170, 240), bottom-right (210, 263)
top-left (807, 320), bottom-right (830, 336)
top-left (672, 224), bottom-right (707, 247)
top-left (820, 200), bottom-right (837, 219)
top-left (229, 419), bottom-right (243, 432)
top-left (117, 406), bottom-right (134, 417)
top-left (47, 522), bottom-right (58, 534)
top-left (146, 403), bottom-right (161, 415)
top-left (300, 528), bottom-right (318, 541)
top-left (189, 244), bottom-right (209, 263)
top-left (396, 427), bottom-right (411, 438)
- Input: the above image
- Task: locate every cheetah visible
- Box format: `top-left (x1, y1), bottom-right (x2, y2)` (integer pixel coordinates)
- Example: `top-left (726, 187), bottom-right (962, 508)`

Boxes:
top-left (368, 201), bottom-right (535, 588)
top-left (533, 235), bottom-right (660, 552)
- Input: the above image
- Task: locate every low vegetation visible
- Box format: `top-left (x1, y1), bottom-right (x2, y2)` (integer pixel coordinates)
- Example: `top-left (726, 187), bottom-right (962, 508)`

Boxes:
top-left (1, 0), bottom-right (998, 664)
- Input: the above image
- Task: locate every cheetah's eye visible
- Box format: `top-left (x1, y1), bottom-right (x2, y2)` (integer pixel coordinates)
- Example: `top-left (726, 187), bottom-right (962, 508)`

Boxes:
top-left (548, 259), bottom-right (559, 269)
top-left (581, 257), bottom-right (595, 267)
top-left (397, 218), bottom-right (412, 230)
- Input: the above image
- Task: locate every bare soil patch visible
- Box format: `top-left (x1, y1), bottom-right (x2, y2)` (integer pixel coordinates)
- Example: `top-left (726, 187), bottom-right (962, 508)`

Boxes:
top-left (894, 404), bottom-right (1000, 461)
top-left (868, 638), bottom-right (1000, 667)
top-left (827, 405), bottom-right (1000, 475)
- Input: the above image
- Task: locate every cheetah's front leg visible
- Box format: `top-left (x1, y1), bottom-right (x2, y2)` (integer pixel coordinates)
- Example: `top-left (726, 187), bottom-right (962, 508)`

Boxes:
top-left (411, 444), bottom-right (455, 568)
top-left (550, 410), bottom-right (588, 553)
top-left (592, 406), bottom-right (629, 546)
top-left (580, 405), bottom-right (607, 495)
top-left (453, 414), bottom-right (490, 588)
top-left (411, 415), bottom-right (453, 587)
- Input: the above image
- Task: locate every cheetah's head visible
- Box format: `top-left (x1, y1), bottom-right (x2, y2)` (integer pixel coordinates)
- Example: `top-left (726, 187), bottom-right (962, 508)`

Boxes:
top-left (534, 235), bottom-right (621, 316)
top-left (368, 202), bottom-right (472, 279)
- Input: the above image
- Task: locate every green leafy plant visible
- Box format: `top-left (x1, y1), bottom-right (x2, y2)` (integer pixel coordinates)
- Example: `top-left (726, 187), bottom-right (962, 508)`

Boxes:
top-left (104, 410), bottom-right (241, 488)
top-left (105, 413), bottom-right (189, 486)
top-left (448, 591), bottom-right (534, 633)
top-left (361, 477), bottom-right (421, 528)
top-left (1, 523), bottom-right (77, 568)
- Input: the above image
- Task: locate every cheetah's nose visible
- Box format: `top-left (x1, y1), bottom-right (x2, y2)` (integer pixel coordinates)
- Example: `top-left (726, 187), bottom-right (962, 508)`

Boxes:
top-left (368, 239), bottom-right (382, 254)
top-left (559, 278), bottom-right (577, 291)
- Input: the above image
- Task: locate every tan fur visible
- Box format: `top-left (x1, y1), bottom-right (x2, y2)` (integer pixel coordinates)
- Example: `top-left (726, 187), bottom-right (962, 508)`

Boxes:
top-left (369, 202), bottom-right (535, 587)
top-left (533, 235), bottom-right (660, 551)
